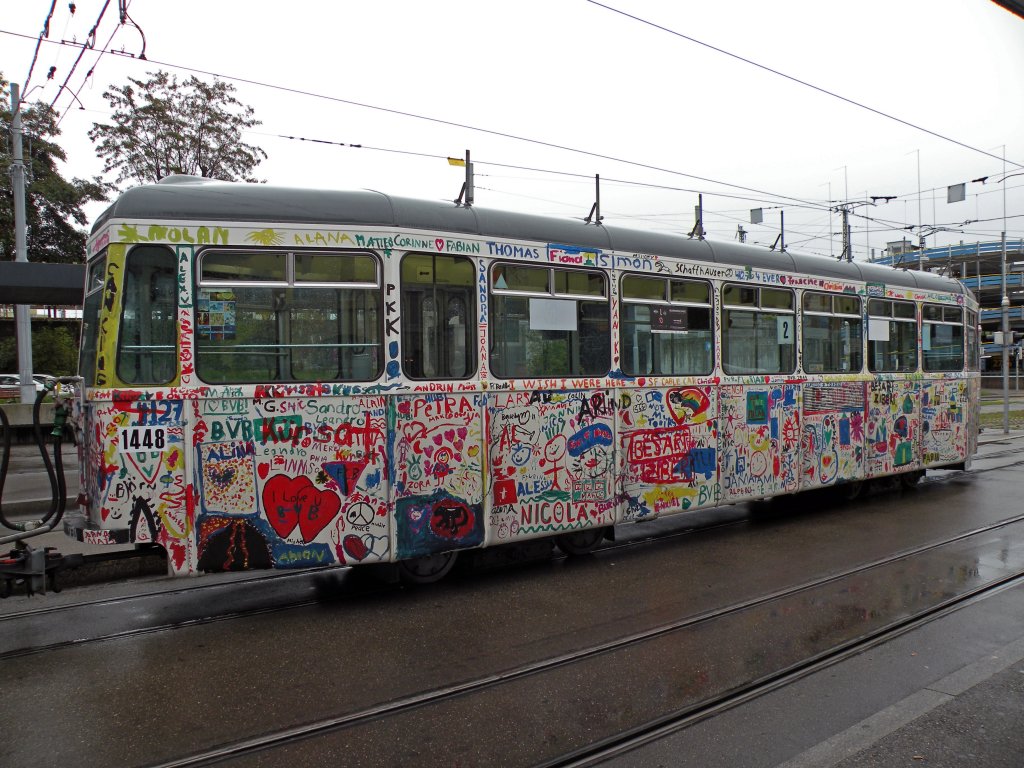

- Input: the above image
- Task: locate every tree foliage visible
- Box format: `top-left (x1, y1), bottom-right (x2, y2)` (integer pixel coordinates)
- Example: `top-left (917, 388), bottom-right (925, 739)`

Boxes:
top-left (89, 71), bottom-right (268, 185)
top-left (0, 322), bottom-right (79, 376)
top-left (1, 74), bottom-right (111, 264)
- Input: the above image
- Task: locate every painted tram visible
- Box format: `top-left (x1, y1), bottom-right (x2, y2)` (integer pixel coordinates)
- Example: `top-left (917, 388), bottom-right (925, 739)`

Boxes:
top-left (66, 176), bottom-right (981, 582)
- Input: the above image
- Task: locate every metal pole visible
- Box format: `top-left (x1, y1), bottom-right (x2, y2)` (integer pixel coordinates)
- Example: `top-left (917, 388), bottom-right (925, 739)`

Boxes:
top-left (827, 182), bottom-right (833, 258)
top-left (917, 150), bottom-right (923, 271)
top-left (975, 243), bottom-right (980, 299)
top-left (10, 83), bottom-right (35, 404)
top-left (865, 190), bottom-right (870, 262)
top-left (1001, 231), bottom-right (1009, 434)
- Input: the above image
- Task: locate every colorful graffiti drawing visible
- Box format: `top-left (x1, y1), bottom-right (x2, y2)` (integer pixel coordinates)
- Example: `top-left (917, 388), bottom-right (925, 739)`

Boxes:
top-left (619, 386), bottom-right (719, 520)
top-left (83, 372), bottom-right (977, 577)
top-left (86, 396), bottom-right (193, 573)
top-left (800, 382), bottom-right (865, 489)
top-left (189, 395), bottom-right (389, 571)
top-left (866, 381), bottom-right (919, 475)
top-left (392, 394), bottom-right (485, 556)
top-left (196, 439), bottom-right (257, 515)
top-left (197, 517), bottom-right (271, 572)
top-left (262, 474), bottom-right (341, 542)
top-left (395, 490), bottom-right (483, 559)
top-left (719, 385), bottom-right (799, 499)
top-left (487, 390), bottom-right (616, 543)
top-left (921, 379), bottom-right (967, 465)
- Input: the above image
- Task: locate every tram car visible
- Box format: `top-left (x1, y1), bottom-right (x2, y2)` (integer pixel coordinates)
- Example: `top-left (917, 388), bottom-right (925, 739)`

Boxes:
top-left (65, 176), bottom-right (980, 582)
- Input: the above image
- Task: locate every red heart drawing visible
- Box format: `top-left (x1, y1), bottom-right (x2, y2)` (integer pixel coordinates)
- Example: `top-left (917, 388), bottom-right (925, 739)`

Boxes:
top-left (296, 483), bottom-right (341, 542)
top-left (343, 534), bottom-right (369, 561)
top-left (263, 475), bottom-right (300, 538)
top-left (435, 238), bottom-right (445, 251)
top-left (257, 462), bottom-right (270, 480)
top-left (262, 475), bottom-right (340, 542)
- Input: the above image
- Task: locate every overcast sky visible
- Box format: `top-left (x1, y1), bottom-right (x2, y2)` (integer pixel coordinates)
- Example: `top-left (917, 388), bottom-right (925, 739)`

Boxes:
top-left (4, 0), bottom-right (1023, 262)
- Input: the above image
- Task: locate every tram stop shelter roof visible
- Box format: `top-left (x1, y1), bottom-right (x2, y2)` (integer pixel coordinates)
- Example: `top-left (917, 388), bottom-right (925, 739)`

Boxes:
top-left (0, 262), bottom-right (85, 306)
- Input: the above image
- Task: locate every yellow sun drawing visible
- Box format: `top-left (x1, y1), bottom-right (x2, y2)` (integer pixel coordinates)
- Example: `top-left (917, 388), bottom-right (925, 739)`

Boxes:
top-left (245, 229), bottom-right (284, 246)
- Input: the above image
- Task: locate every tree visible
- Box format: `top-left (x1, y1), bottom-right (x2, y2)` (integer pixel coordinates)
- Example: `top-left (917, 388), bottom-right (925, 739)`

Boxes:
top-left (0, 74), bottom-right (111, 264)
top-left (89, 71), bottom-right (268, 185)
top-left (0, 323), bottom-right (79, 376)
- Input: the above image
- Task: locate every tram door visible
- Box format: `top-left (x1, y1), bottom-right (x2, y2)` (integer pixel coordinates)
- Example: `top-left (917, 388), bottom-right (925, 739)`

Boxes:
top-left (392, 254), bottom-right (484, 560)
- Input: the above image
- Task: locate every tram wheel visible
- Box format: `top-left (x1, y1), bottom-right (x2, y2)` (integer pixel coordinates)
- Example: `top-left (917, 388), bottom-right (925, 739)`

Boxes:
top-left (397, 551), bottom-right (458, 585)
top-left (835, 480), bottom-right (864, 502)
top-left (556, 527), bottom-right (608, 556)
top-left (901, 470), bottom-right (924, 488)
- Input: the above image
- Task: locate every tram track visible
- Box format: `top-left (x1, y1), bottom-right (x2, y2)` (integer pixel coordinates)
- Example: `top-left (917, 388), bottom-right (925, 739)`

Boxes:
top-left (2, 448), bottom-right (1022, 662)
top-left (142, 511), bottom-right (1024, 767)
top-left (0, 565), bottom-right (396, 660)
top-left (2, 448), bottom-right (1023, 767)
top-left (0, 567), bottom-right (320, 622)
top-left (554, 570), bottom-right (1024, 768)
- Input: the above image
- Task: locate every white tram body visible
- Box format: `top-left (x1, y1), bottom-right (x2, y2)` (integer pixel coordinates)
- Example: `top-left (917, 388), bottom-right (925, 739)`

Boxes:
top-left (66, 177), bottom-right (980, 578)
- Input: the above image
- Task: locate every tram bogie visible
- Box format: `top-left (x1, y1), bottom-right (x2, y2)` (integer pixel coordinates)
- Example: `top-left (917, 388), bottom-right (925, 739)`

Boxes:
top-left (65, 177), bottom-right (981, 582)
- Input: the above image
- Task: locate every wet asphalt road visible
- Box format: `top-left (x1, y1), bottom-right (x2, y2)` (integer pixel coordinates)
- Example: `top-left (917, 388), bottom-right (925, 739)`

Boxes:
top-left (1, 438), bottom-right (1023, 767)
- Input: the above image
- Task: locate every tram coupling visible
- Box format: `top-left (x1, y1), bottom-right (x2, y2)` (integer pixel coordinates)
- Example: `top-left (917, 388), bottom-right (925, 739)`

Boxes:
top-left (0, 377), bottom-right (85, 597)
top-left (0, 546), bottom-right (84, 597)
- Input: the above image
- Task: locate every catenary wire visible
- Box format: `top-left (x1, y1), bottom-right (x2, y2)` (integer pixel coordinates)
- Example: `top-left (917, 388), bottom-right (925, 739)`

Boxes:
top-left (8, 22), bottom-right (1019, 229)
top-left (585, 0), bottom-right (1024, 170)
top-left (2, 27), bottom-right (834, 213)
top-left (22, 0), bottom-right (58, 92)
top-left (4, 11), bottom-right (1020, 253)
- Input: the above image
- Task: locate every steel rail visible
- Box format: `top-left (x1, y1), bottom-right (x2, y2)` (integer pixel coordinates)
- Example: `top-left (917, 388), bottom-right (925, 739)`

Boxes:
top-left (144, 514), bottom-right (1024, 768)
top-left (1, 451), bottom-right (1022, 655)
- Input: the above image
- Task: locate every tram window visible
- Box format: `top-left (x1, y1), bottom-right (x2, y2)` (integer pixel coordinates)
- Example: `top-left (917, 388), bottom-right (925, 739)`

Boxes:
top-left (620, 275), bottom-right (713, 376)
top-left (893, 301), bottom-right (916, 319)
top-left (722, 284), bottom-right (795, 375)
top-left (623, 276), bottom-right (663, 302)
top-left (496, 264), bottom-right (548, 293)
top-left (966, 309), bottom-right (980, 371)
top-left (79, 252), bottom-right (108, 387)
top-left (923, 304), bottom-right (964, 372)
top-left (835, 295), bottom-right (860, 315)
top-left (401, 253), bottom-right (476, 379)
top-left (195, 250), bottom-right (382, 384)
top-left (802, 292), bottom-right (863, 374)
top-left (555, 270), bottom-right (604, 297)
top-left (117, 245), bottom-right (178, 385)
top-left (867, 299), bottom-right (917, 373)
top-left (803, 293), bottom-right (830, 313)
top-left (202, 250), bottom-right (287, 283)
top-left (671, 280), bottom-right (710, 304)
top-left (295, 251), bottom-right (377, 284)
top-left (723, 285), bottom-right (758, 306)
top-left (760, 288), bottom-right (794, 310)
top-left (490, 264), bottom-right (609, 378)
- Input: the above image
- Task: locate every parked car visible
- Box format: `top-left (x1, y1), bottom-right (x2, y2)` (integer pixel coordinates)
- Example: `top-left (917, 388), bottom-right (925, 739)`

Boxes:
top-left (0, 374), bottom-right (44, 393)
top-left (0, 374), bottom-right (74, 397)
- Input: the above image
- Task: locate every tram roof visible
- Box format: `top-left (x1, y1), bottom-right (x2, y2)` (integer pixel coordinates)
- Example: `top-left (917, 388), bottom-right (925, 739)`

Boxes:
top-left (93, 176), bottom-right (968, 297)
